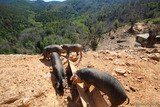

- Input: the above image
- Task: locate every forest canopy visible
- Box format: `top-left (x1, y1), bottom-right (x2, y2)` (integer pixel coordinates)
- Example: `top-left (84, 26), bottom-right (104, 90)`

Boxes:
top-left (0, 0), bottom-right (160, 54)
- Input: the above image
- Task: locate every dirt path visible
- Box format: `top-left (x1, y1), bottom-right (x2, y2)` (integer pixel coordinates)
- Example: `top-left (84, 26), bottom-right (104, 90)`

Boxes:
top-left (0, 47), bottom-right (160, 107)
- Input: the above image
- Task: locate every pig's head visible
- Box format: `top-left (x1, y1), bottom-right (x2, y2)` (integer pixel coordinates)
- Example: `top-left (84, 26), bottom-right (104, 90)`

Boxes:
top-left (70, 74), bottom-right (83, 84)
top-left (55, 79), bottom-right (66, 95)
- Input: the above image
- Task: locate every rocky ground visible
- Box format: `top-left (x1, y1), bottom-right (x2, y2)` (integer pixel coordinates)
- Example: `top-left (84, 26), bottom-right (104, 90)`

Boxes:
top-left (97, 22), bottom-right (150, 51)
top-left (0, 46), bottom-right (160, 107)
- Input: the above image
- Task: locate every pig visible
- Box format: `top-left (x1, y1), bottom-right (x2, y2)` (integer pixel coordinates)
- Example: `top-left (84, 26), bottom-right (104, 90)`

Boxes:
top-left (51, 52), bottom-right (66, 95)
top-left (42, 45), bottom-right (65, 60)
top-left (70, 68), bottom-right (129, 107)
top-left (61, 44), bottom-right (83, 64)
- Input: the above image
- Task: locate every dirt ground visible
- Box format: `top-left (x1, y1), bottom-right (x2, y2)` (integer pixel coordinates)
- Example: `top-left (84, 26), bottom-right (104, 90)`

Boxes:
top-left (0, 45), bottom-right (160, 107)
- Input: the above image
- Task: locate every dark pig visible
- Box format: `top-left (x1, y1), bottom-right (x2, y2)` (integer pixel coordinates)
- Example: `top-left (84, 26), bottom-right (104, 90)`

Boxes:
top-left (70, 68), bottom-right (129, 107)
top-left (42, 45), bottom-right (65, 60)
top-left (51, 52), bottom-right (66, 95)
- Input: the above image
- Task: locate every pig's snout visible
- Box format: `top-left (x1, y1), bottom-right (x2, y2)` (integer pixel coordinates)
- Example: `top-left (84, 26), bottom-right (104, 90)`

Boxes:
top-left (70, 74), bottom-right (83, 84)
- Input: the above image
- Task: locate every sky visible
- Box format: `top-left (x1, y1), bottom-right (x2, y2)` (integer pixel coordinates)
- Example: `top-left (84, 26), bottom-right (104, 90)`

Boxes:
top-left (30, 0), bottom-right (66, 2)
top-left (43, 0), bottom-right (66, 2)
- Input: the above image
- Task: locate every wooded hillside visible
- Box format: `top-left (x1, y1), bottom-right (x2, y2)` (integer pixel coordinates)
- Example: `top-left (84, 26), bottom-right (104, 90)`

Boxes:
top-left (0, 0), bottom-right (160, 54)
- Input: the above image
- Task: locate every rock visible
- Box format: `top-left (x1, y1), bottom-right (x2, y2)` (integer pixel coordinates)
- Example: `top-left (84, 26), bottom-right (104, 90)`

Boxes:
top-left (22, 98), bottom-right (31, 107)
top-left (154, 87), bottom-right (158, 90)
top-left (25, 65), bottom-right (29, 67)
top-left (117, 54), bottom-right (122, 58)
top-left (120, 63), bottom-right (126, 66)
top-left (147, 53), bottom-right (160, 61)
top-left (125, 62), bottom-right (131, 66)
top-left (130, 86), bottom-right (136, 92)
top-left (153, 76), bottom-right (158, 80)
top-left (17, 97), bottom-right (31, 107)
top-left (114, 68), bottom-right (126, 75)
top-left (117, 39), bottom-right (126, 43)
top-left (129, 50), bottom-right (135, 52)
top-left (141, 58), bottom-right (148, 61)
top-left (110, 52), bottom-right (118, 57)
top-left (146, 49), bottom-right (159, 54)
top-left (105, 50), bottom-right (112, 54)
top-left (127, 70), bottom-right (132, 74)
top-left (125, 54), bottom-right (134, 59)
top-left (108, 57), bottom-right (114, 60)
top-left (0, 95), bottom-right (20, 104)
top-left (110, 36), bottom-right (115, 39)
top-left (134, 43), bottom-right (141, 47)
top-left (98, 50), bottom-right (106, 54)
top-left (123, 73), bottom-right (127, 77)
top-left (87, 62), bottom-right (94, 68)
top-left (111, 72), bottom-right (117, 76)
top-left (137, 76), bottom-right (143, 79)
top-left (92, 52), bottom-right (99, 58)
top-left (124, 86), bottom-right (130, 92)
top-left (113, 61), bottom-right (119, 65)
top-left (114, 59), bottom-right (125, 66)
top-left (33, 91), bottom-right (44, 98)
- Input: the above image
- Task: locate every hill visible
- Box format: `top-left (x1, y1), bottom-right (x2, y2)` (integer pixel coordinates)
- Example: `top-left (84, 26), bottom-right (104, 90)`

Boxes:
top-left (0, 0), bottom-right (160, 54)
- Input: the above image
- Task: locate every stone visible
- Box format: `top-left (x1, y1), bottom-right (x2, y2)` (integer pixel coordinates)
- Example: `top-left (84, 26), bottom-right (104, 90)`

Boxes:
top-left (87, 62), bottom-right (94, 68)
top-left (117, 54), bottom-right (122, 58)
top-left (130, 86), bottom-right (136, 92)
top-left (154, 87), bottom-right (158, 90)
top-left (141, 58), bottom-right (148, 61)
top-left (146, 49), bottom-right (159, 54)
top-left (98, 50), bottom-right (106, 54)
top-left (105, 50), bottom-right (112, 54)
top-left (93, 52), bottom-right (99, 58)
top-left (124, 86), bottom-right (130, 92)
top-left (125, 62), bottom-right (131, 66)
top-left (127, 70), bottom-right (132, 74)
top-left (114, 60), bottom-right (125, 66)
top-left (22, 98), bottom-right (31, 107)
top-left (114, 68), bottom-right (126, 75)
top-left (123, 73), bottom-right (127, 77)
top-left (119, 63), bottom-right (126, 66)
top-left (111, 72), bottom-right (117, 76)
top-left (148, 53), bottom-right (160, 61)
top-left (108, 57), bottom-right (114, 60)
top-left (125, 62), bottom-right (134, 66)
top-left (117, 39), bottom-right (126, 43)
top-left (137, 76), bottom-right (143, 79)
top-left (33, 91), bottom-right (44, 98)
top-left (19, 98), bottom-right (31, 107)
top-left (1, 95), bottom-right (20, 104)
